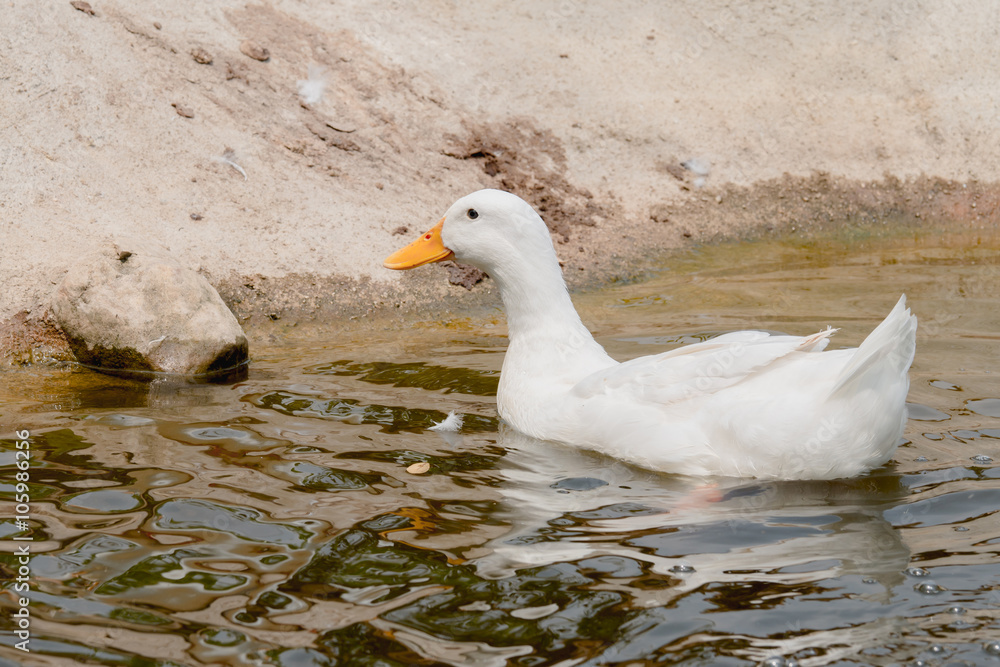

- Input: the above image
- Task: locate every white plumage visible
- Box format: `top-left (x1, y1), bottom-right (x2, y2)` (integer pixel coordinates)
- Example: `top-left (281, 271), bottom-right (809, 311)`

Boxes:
top-left (387, 189), bottom-right (918, 480)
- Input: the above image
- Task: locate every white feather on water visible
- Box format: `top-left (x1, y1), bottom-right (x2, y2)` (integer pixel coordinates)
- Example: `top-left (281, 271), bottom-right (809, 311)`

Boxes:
top-left (429, 411), bottom-right (464, 432)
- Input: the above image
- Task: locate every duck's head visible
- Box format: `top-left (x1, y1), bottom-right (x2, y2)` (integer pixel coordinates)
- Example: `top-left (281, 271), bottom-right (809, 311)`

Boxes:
top-left (383, 189), bottom-right (556, 275)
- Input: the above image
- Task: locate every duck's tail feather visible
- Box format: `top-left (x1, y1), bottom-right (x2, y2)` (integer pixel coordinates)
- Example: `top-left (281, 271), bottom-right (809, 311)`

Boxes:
top-left (831, 295), bottom-right (917, 396)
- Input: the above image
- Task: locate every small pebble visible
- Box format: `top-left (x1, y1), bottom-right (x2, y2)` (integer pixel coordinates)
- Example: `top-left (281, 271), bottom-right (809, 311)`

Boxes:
top-left (153, 21), bottom-right (161, 29)
top-left (406, 461), bottom-right (430, 475)
top-left (240, 40), bottom-right (270, 62)
top-left (191, 47), bottom-right (213, 65)
top-left (70, 0), bottom-right (95, 15)
top-left (172, 103), bottom-right (194, 118)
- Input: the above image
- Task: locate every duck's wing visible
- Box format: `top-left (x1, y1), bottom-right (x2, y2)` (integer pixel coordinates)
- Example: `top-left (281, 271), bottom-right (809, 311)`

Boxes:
top-left (571, 328), bottom-right (837, 406)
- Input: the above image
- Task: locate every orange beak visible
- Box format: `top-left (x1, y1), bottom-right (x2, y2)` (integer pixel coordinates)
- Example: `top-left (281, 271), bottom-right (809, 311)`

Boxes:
top-left (383, 218), bottom-right (455, 270)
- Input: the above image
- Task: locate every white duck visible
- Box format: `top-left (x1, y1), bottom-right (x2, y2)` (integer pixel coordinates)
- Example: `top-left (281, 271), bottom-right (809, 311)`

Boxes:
top-left (384, 189), bottom-right (918, 480)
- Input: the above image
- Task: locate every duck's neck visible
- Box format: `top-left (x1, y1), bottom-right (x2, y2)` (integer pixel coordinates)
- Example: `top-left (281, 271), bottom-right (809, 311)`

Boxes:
top-left (488, 254), bottom-right (613, 373)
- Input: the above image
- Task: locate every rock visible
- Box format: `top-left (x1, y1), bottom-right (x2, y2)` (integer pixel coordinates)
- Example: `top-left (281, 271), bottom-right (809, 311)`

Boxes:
top-left (190, 47), bottom-right (213, 65)
top-left (239, 40), bottom-right (270, 62)
top-left (52, 240), bottom-right (249, 376)
top-left (70, 1), bottom-right (96, 16)
top-left (649, 203), bottom-right (671, 224)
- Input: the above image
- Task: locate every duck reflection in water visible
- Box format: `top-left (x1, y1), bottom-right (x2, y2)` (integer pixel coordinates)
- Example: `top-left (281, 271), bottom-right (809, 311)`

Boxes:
top-left (444, 424), bottom-right (912, 604)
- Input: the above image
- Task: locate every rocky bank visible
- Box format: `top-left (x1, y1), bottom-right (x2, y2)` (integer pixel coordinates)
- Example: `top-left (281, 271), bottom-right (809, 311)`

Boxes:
top-left (1, 0), bottom-right (998, 364)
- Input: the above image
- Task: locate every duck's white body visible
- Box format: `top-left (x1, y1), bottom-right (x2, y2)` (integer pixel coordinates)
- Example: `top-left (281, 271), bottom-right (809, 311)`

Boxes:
top-left (386, 189), bottom-right (918, 480)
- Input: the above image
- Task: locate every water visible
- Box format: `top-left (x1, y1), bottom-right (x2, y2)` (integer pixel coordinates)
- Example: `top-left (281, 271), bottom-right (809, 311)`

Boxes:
top-left (2, 228), bottom-right (1000, 666)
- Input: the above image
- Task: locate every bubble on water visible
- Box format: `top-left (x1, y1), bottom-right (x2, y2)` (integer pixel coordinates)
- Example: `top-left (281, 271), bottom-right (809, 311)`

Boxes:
top-left (915, 456), bottom-right (929, 462)
top-left (984, 640), bottom-right (1000, 657)
top-left (905, 567), bottom-right (930, 577)
top-left (971, 454), bottom-right (994, 463)
top-left (760, 657), bottom-right (789, 667)
top-left (914, 581), bottom-right (945, 595)
top-left (94, 413), bottom-right (156, 427)
top-left (927, 644), bottom-right (945, 654)
top-left (948, 606), bottom-right (966, 614)
top-left (911, 660), bottom-right (928, 667)
top-left (760, 658), bottom-right (798, 667)
top-left (670, 562), bottom-right (695, 573)
top-left (955, 526), bottom-right (969, 532)
top-left (948, 619), bottom-right (979, 632)
top-left (862, 577), bottom-right (877, 584)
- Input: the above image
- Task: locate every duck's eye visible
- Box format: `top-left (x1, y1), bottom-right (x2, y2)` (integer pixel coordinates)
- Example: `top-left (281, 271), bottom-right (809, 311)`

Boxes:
top-left (467, 208), bottom-right (479, 220)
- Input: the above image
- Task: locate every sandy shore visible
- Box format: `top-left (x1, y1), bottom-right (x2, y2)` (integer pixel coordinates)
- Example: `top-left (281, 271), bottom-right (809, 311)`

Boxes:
top-left (2, 0), bottom-right (999, 363)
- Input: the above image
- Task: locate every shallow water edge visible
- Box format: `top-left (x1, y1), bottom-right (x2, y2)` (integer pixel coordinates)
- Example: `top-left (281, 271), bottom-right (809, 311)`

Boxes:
top-left (3, 174), bottom-right (998, 368)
